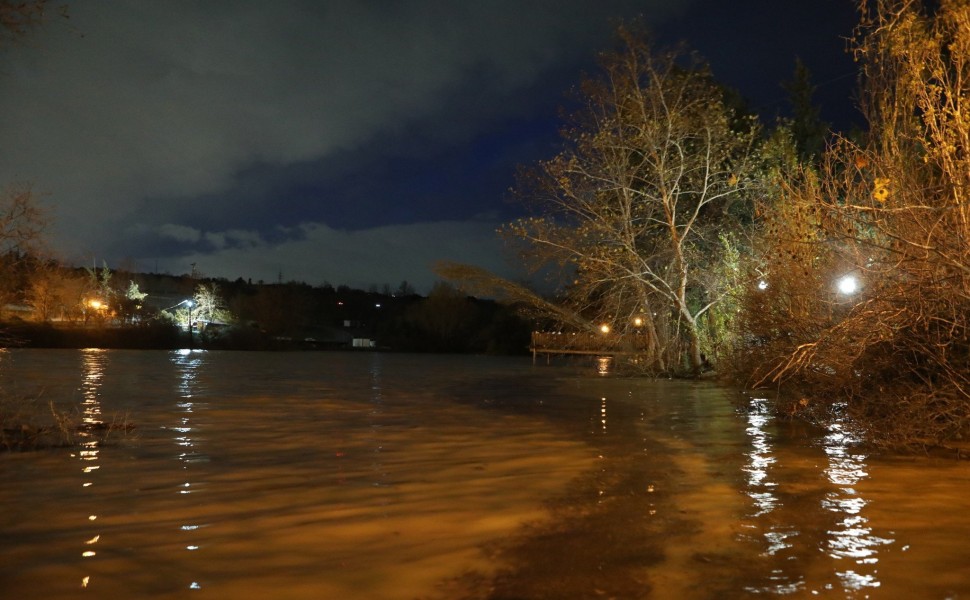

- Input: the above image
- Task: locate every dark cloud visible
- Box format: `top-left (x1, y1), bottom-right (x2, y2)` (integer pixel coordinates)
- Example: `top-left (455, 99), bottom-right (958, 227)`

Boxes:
top-left (160, 219), bottom-right (517, 292)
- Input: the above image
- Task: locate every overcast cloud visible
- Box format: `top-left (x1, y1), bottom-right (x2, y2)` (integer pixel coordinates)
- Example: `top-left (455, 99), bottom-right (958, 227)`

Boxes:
top-left (0, 0), bottom-right (692, 292)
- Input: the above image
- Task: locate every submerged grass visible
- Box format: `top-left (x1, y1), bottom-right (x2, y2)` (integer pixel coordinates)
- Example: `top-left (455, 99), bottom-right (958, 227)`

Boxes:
top-left (0, 393), bottom-right (134, 452)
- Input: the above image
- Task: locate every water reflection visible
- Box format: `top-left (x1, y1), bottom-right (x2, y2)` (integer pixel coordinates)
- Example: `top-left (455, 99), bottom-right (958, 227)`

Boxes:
top-left (596, 356), bottom-right (612, 376)
top-left (171, 349), bottom-right (209, 468)
top-left (740, 397), bottom-right (894, 595)
top-left (600, 396), bottom-right (608, 434)
top-left (743, 397), bottom-right (777, 516)
top-left (76, 349), bottom-right (107, 587)
top-left (3, 352), bottom-right (970, 598)
top-left (742, 397), bottom-right (795, 563)
top-left (821, 416), bottom-right (894, 591)
top-left (741, 397), bottom-right (802, 593)
top-left (369, 353), bottom-right (388, 492)
top-left (169, 349), bottom-right (209, 591)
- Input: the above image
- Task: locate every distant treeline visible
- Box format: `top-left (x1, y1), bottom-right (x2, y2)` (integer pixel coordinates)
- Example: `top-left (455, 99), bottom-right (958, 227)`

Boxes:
top-left (1, 265), bottom-right (532, 354)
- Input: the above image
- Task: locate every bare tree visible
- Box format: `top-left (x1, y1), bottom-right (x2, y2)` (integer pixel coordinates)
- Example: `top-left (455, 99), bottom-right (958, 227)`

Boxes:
top-left (0, 183), bottom-right (45, 256)
top-left (508, 27), bottom-right (759, 373)
top-left (0, 184), bottom-right (47, 312)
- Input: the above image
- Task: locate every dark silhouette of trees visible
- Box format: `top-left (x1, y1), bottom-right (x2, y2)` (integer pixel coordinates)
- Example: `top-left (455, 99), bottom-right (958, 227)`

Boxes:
top-left (783, 58), bottom-right (829, 161)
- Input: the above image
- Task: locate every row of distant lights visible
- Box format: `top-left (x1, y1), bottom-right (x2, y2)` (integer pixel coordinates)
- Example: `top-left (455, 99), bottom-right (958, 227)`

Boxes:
top-left (757, 275), bottom-right (859, 295)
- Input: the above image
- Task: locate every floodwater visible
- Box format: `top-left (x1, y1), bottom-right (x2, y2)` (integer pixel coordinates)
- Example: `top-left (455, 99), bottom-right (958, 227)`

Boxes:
top-left (0, 350), bottom-right (968, 599)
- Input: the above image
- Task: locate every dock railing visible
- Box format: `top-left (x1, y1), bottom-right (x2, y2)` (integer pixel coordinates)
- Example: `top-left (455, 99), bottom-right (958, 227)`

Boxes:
top-left (530, 330), bottom-right (654, 361)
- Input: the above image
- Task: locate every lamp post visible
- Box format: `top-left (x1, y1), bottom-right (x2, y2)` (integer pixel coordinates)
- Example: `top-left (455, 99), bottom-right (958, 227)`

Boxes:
top-left (185, 299), bottom-right (195, 348)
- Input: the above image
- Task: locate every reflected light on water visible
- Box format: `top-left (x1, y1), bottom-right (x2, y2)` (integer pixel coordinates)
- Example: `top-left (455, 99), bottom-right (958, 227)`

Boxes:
top-left (821, 419), bottom-right (894, 590)
top-left (596, 356), bottom-right (612, 376)
top-left (743, 399), bottom-right (778, 517)
top-left (741, 397), bottom-right (895, 595)
top-left (7, 351), bottom-right (970, 598)
top-left (169, 349), bottom-right (210, 583)
top-left (741, 398), bottom-right (798, 562)
top-left (600, 397), bottom-right (608, 434)
top-left (171, 350), bottom-right (208, 464)
top-left (77, 349), bottom-right (107, 587)
top-left (369, 354), bottom-right (388, 488)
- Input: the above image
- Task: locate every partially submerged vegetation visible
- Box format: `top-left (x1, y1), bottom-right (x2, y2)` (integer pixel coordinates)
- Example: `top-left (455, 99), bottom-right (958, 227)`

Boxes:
top-left (0, 394), bottom-right (133, 452)
top-left (732, 0), bottom-right (970, 450)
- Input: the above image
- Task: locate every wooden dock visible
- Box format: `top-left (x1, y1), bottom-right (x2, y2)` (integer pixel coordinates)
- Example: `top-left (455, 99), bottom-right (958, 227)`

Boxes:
top-left (530, 331), bottom-right (653, 362)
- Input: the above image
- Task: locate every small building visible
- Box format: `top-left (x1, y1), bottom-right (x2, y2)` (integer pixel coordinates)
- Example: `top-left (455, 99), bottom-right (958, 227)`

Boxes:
top-left (352, 338), bottom-right (376, 349)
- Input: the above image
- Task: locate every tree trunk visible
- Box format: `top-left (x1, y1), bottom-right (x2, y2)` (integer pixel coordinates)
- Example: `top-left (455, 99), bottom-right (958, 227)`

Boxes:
top-left (687, 326), bottom-right (703, 376)
top-left (636, 289), bottom-right (665, 372)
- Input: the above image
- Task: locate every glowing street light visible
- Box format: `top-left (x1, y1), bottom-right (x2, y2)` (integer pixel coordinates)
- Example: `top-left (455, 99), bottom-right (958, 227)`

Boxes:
top-left (179, 299), bottom-right (195, 347)
top-left (600, 324), bottom-right (611, 334)
top-left (633, 317), bottom-right (643, 327)
top-left (837, 275), bottom-right (859, 295)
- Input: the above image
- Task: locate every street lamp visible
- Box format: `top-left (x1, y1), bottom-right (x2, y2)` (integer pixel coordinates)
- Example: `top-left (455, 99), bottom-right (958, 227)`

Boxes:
top-left (183, 299), bottom-right (195, 347)
top-left (836, 275), bottom-right (859, 295)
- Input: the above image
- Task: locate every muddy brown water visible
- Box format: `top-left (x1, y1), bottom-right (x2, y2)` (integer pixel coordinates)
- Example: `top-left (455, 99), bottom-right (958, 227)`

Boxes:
top-left (1, 349), bottom-right (968, 599)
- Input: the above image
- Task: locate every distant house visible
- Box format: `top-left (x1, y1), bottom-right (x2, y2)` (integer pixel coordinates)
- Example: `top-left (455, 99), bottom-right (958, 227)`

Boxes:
top-left (1, 304), bottom-right (33, 321)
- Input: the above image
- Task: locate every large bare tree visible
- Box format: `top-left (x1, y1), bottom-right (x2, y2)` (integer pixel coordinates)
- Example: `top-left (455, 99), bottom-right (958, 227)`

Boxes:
top-left (509, 27), bottom-right (759, 373)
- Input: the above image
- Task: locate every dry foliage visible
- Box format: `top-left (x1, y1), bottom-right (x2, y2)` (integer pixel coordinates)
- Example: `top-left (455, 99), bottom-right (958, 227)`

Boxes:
top-left (735, 0), bottom-right (970, 449)
top-left (0, 394), bottom-right (133, 452)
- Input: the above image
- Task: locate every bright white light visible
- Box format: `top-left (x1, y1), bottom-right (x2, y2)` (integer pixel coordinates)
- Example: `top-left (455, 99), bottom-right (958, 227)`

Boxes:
top-left (600, 324), bottom-right (611, 334)
top-left (757, 280), bottom-right (768, 291)
top-left (837, 275), bottom-right (859, 295)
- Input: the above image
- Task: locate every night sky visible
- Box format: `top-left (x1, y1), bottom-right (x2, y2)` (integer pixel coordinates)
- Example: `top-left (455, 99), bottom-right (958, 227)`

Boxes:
top-left (0, 0), bottom-right (859, 292)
